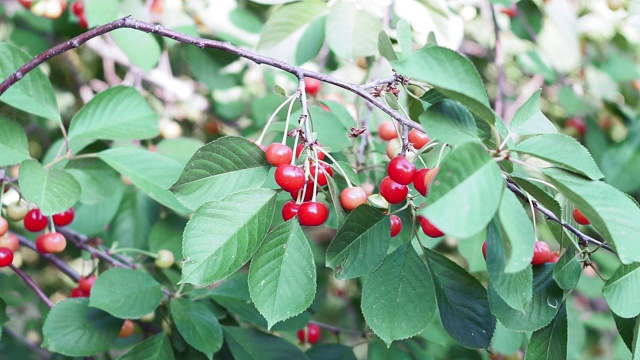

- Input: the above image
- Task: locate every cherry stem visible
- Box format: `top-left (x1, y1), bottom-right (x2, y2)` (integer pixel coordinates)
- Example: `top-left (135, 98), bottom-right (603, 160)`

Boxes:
top-left (311, 150), bottom-right (319, 202)
top-left (504, 176), bottom-right (614, 253)
top-left (434, 143), bottom-right (448, 168)
top-left (297, 75), bottom-right (314, 146)
top-left (10, 264), bottom-right (54, 308)
top-left (316, 147), bottom-right (353, 188)
top-left (282, 91), bottom-right (299, 144)
top-left (14, 232), bottom-right (81, 282)
top-left (110, 247), bottom-right (158, 258)
top-left (256, 94), bottom-right (296, 145)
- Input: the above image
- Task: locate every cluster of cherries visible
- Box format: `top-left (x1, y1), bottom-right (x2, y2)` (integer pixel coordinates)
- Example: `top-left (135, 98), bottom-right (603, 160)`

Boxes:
top-left (482, 208), bottom-right (592, 265)
top-left (0, 201), bottom-right (75, 268)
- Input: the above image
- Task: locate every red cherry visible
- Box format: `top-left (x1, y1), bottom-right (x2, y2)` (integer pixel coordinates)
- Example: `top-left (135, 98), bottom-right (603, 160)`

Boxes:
top-left (408, 129), bottom-right (429, 149)
top-left (78, 275), bottom-right (97, 294)
top-left (72, 1), bottom-right (83, 16)
top-left (35, 232), bottom-right (67, 254)
top-left (282, 201), bottom-right (301, 221)
top-left (298, 202), bottom-right (328, 226)
top-left (387, 156), bottom-right (416, 185)
top-left (265, 143), bottom-right (293, 166)
top-left (304, 78), bottom-right (322, 97)
top-left (482, 241), bottom-right (487, 260)
top-left (572, 208), bottom-right (590, 225)
top-left (0, 217), bottom-right (7, 237)
top-left (0, 233), bottom-right (19, 252)
top-left (70, 286), bottom-right (89, 298)
top-left (290, 182), bottom-right (316, 202)
top-left (297, 323), bottom-right (321, 344)
top-left (296, 143), bottom-right (325, 161)
top-left (274, 164), bottom-right (306, 192)
top-left (418, 216), bottom-right (444, 238)
top-left (52, 208), bottom-right (75, 227)
top-left (531, 241), bottom-right (552, 265)
top-left (549, 251), bottom-right (560, 263)
top-left (390, 215), bottom-right (402, 237)
top-left (119, 319), bottom-right (135, 338)
top-left (78, 14), bottom-right (88, 28)
top-left (500, 7), bottom-right (517, 18)
top-left (24, 209), bottom-right (48, 232)
top-left (379, 177), bottom-right (408, 204)
top-left (340, 187), bottom-right (367, 211)
top-left (565, 118), bottom-right (586, 136)
top-left (378, 121), bottom-right (397, 141)
top-left (18, 0), bottom-right (33, 9)
top-left (309, 161), bottom-right (332, 186)
top-left (413, 168), bottom-right (429, 196)
top-left (0, 247), bottom-right (14, 267)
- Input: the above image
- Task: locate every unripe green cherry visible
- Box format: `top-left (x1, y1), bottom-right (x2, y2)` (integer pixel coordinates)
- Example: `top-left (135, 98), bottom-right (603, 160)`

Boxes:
top-left (155, 249), bottom-right (175, 268)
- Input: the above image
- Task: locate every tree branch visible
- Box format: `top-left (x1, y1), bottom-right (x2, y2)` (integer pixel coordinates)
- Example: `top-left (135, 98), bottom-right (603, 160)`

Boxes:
top-left (13, 232), bottom-right (81, 282)
top-left (504, 176), bottom-right (615, 253)
top-left (2, 326), bottom-right (52, 359)
top-left (57, 227), bottom-right (132, 268)
top-left (10, 265), bottom-right (54, 308)
top-left (0, 16), bottom-right (424, 134)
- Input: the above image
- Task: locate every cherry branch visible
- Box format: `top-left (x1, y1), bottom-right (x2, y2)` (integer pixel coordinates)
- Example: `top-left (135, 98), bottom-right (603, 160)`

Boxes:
top-left (13, 232), bottom-right (81, 282)
top-left (0, 16), bottom-right (424, 134)
top-left (309, 321), bottom-right (367, 338)
top-left (2, 326), bottom-right (52, 359)
top-left (57, 227), bottom-right (132, 268)
top-left (504, 176), bottom-right (615, 253)
top-left (10, 264), bottom-right (54, 308)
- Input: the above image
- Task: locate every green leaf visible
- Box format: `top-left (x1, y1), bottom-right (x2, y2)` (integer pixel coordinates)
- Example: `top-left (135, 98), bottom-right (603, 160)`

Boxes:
top-left (0, 43), bottom-right (60, 122)
top-left (85, 0), bottom-right (119, 27)
top-left (601, 125), bottom-right (640, 193)
top-left (170, 137), bottom-right (271, 211)
top-left (0, 296), bottom-right (8, 340)
top-left (392, 46), bottom-right (495, 124)
top-left (68, 86), bottom-right (158, 145)
top-left (553, 249), bottom-right (582, 291)
top-left (603, 264), bottom-right (640, 318)
top-left (542, 168), bottom-right (640, 264)
top-left (325, 174), bottom-right (347, 226)
top-left (42, 299), bottom-right (121, 357)
top-left (295, 17), bottom-right (326, 65)
top-left (525, 303), bottom-right (568, 360)
top-left (170, 299), bottom-right (223, 358)
top-left (107, 189), bottom-right (158, 249)
top-left (306, 107), bottom-right (352, 151)
top-left (425, 248), bottom-right (495, 349)
top-left (498, 190), bottom-right (536, 273)
top-left (396, 19), bottom-right (413, 58)
top-left (89, 268), bottom-right (163, 319)
top-left (489, 264), bottom-right (563, 332)
top-left (155, 138), bottom-right (205, 167)
top-left (510, 90), bottom-right (557, 136)
top-left (511, 0), bottom-right (543, 42)
top-left (258, 1), bottom-right (328, 50)
top-left (118, 332), bottom-right (175, 360)
top-left (419, 100), bottom-right (478, 145)
top-left (306, 344), bottom-right (357, 360)
top-left (511, 176), bottom-right (562, 218)
top-left (632, 317), bottom-right (640, 359)
top-left (486, 219), bottom-right (533, 312)
top-left (248, 220), bottom-right (316, 329)
top-left (223, 326), bottom-right (310, 360)
top-left (325, 1), bottom-right (382, 60)
top-left (362, 244), bottom-right (436, 346)
top-left (420, 142), bottom-right (504, 238)
top-left (111, 30), bottom-right (161, 71)
top-left (18, 159), bottom-right (81, 216)
top-left (181, 189), bottom-right (277, 286)
top-left (378, 31), bottom-right (398, 61)
top-left (513, 134), bottom-right (603, 180)
top-left (0, 117), bottom-right (29, 166)
top-left (326, 205), bottom-right (390, 280)
top-left (613, 313), bottom-right (636, 352)
top-left (98, 147), bottom-right (190, 215)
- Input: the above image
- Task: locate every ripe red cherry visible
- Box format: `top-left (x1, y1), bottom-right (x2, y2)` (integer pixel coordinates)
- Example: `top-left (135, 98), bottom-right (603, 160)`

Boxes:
top-left (482, 241), bottom-right (487, 260)
top-left (78, 275), bottom-right (97, 294)
top-left (340, 187), bottom-right (367, 211)
top-left (0, 217), bottom-right (7, 237)
top-left (418, 216), bottom-right (445, 238)
top-left (119, 319), bottom-right (135, 338)
top-left (304, 78), bottom-right (322, 97)
top-left (379, 177), bottom-right (408, 204)
top-left (378, 121), bottom-right (397, 141)
top-left (500, 7), bottom-right (517, 18)
top-left (296, 143), bottom-right (325, 161)
top-left (78, 14), bottom-right (88, 28)
top-left (549, 251), bottom-right (560, 263)
top-left (18, 0), bottom-right (34, 9)
top-left (309, 161), bottom-right (332, 186)
top-left (265, 143), bottom-right (293, 166)
top-left (24, 209), bottom-right (48, 232)
top-left (413, 168), bottom-right (429, 196)
top-left (70, 286), bottom-right (88, 298)
top-left (565, 118), bottom-right (586, 136)
top-left (52, 208), bottom-right (75, 227)
top-left (387, 156), bottom-right (416, 185)
top-left (531, 241), bottom-right (552, 265)
top-left (572, 208), bottom-right (590, 225)
top-left (297, 323), bottom-right (321, 344)
top-left (35, 232), bottom-right (67, 254)
top-left (0, 233), bottom-right (19, 252)
top-left (298, 202), bottom-right (329, 226)
top-left (282, 201), bottom-right (300, 221)
top-left (390, 215), bottom-right (402, 237)
top-left (408, 129), bottom-right (430, 149)
top-left (290, 182), bottom-right (316, 202)
top-left (275, 164), bottom-right (306, 192)
top-left (0, 247), bottom-right (14, 267)
top-left (72, 1), bottom-right (83, 16)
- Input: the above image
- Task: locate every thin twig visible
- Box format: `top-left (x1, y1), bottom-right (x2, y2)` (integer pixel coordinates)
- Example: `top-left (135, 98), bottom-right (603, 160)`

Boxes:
top-left (504, 176), bottom-right (615, 253)
top-left (489, 2), bottom-right (505, 119)
top-left (14, 232), bottom-right (81, 282)
top-left (10, 265), bottom-right (54, 308)
top-left (57, 227), bottom-right (131, 268)
top-left (2, 326), bottom-right (52, 359)
top-left (0, 17), bottom-right (425, 134)
top-left (309, 321), bottom-right (367, 337)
